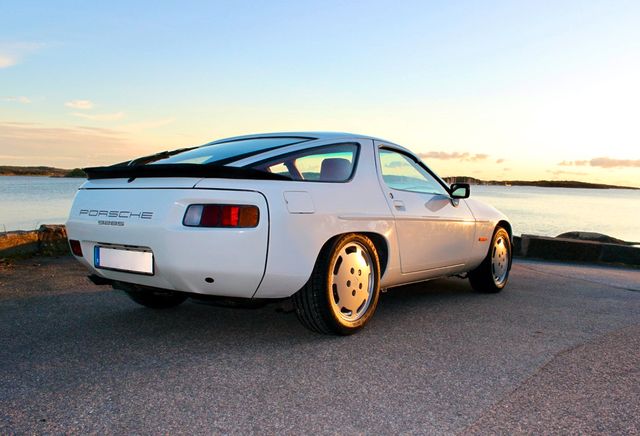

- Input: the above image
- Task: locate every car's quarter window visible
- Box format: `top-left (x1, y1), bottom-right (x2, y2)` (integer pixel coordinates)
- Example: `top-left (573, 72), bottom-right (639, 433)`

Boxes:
top-left (378, 148), bottom-right (449, 196)
top-left (149, 137), bottom-right (312, 165)
top-left (266, 162), bottom-right (293, 178)
top-left (252, 143), bottom-right (358, 182)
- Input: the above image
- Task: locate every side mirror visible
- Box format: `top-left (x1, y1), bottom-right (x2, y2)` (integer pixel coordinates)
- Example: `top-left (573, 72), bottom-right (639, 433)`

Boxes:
top-left (450, 183), bottom-right (470, 199)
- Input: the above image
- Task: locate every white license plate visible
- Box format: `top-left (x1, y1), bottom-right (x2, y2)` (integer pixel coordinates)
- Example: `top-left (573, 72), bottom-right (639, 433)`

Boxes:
top-left (94, 246), bottom-right (154, 275)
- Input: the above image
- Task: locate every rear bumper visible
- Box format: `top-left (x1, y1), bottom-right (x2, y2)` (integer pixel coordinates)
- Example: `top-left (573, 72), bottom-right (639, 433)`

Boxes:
top-left (67, 187), bottom-right (270, 298)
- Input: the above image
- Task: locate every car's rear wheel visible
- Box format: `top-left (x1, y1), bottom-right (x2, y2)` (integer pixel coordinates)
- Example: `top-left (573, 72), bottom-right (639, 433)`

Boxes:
top-left (123, 288), bottom-right (188, 309)
top-left (293, 233), bottom-right (381, 335)
top-left (469, 226), bottom-right (511, 293)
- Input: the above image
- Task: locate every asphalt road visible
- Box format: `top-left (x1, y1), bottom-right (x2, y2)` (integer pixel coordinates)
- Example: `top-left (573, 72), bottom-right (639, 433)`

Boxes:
top-left (1, 257), bottom-right (639, 434)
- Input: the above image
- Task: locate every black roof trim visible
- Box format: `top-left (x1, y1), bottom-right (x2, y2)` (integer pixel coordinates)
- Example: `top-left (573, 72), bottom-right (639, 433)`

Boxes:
top-left (84, 163), bottom-right (291, 181)
top-left (208, 135), bottom-right (316, 145)
top-left (210, 138), bottom-right (313, 166)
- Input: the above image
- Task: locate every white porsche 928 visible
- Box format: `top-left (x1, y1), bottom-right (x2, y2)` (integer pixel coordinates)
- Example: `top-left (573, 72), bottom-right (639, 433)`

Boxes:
top-left (66, 132), bottom-right (512, 335)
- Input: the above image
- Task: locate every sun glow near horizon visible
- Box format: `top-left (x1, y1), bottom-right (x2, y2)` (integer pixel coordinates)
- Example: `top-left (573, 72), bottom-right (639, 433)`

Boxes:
top-left (1, 1), bottom-right (639, 187)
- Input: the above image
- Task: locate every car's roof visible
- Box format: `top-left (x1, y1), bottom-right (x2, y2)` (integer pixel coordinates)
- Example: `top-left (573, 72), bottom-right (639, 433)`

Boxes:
top-left (207, 131), bottom-right (414, 166)
top-left (211, 131), bottom-right (394, 144)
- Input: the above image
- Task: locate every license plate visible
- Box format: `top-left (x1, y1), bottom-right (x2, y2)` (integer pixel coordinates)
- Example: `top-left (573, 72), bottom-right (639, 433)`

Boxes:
top-left (94, 246), bottom-right (154, 275)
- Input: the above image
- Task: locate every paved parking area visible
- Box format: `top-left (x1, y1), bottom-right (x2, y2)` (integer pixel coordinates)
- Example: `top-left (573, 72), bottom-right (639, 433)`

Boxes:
top-left (1, 257), bottom-right (639, 434)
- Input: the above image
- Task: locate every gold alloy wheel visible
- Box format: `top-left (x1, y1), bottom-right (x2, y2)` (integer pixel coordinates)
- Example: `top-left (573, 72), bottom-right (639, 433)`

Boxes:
top-left (328, 241), bottom-right (374, 322)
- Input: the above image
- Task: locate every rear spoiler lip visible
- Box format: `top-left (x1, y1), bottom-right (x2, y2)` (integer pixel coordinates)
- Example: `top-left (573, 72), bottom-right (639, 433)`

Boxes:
top-left (83, 163), bottom-right (291, 181)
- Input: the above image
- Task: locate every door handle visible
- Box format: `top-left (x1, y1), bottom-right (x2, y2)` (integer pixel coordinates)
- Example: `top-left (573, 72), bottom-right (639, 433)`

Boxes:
top-left (393, 200), bottom-right (405, 210)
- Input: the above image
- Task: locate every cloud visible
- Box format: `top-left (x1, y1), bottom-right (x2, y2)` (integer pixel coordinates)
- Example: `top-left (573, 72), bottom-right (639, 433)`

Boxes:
top-left (496, 158), bottom-right (505, 164)
top-left (0, 42), bottom-right (43, 68)
top-left (76, 126), bottom-right (124, 135)
top-left (0, 121), bottom-right (137, 167)
top-left (419, 151), bottom-right (489, 162)
top-left (2, 96), bottom-right (31, 104)
top-left (590, 157), bottom-right (640, 168)
top-left (558, 158), bottom-right (639, 168)
top-left (0, 55), bottom-right (17, 68)
top-left (384, 160), bottom-right (405, 168)
top-left (72, 111), bottom-right (125, 121)
top-left (65, 100), bottom-right (94, 110)
top-left (420, 151), bottom-right (466, 160)
top-left (121, 117), bottom-right (175, 132)
top-left (558, 160), bottom-right (590, 166)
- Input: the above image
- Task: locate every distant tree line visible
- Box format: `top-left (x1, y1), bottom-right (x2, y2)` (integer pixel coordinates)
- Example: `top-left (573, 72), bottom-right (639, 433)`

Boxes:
top-left (0, 166), bottom-right (87, 178)
top-left (442, 176), bottom-right (637, 190)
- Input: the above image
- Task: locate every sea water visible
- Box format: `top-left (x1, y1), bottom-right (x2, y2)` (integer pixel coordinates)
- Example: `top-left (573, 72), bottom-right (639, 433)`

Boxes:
top-left (0, 176), bottom-right (84, 232)
top-left (472, 185), bottom-right (640, 243)
top-left (1, 177), bottom-right (639, 243)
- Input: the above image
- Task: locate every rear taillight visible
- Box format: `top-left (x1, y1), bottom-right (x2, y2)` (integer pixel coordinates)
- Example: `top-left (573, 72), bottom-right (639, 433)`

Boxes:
top-left (69, 239), bottom-right (83, 256)
top-left (183, 204), bottom-right (260, 228)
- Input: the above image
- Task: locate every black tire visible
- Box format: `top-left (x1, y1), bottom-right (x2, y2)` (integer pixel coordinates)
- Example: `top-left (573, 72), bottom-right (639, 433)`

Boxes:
top-left (123, 289), bottom-right (188, 309)
top-left (468, 226), bottom-right (512, 293)
top-left (293, 233), bottom-right (381, 335)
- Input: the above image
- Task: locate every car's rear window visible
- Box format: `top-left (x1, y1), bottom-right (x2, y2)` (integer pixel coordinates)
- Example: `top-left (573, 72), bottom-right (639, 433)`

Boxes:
top-left (149, 137), bottom-right (312, 165)
top-left (252, 143), bottom-right (358, 182)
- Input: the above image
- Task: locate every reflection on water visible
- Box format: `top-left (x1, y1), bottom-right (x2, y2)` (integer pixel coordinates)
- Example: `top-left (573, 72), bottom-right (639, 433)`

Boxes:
top-left (1, 177), bottom-right (639, 242)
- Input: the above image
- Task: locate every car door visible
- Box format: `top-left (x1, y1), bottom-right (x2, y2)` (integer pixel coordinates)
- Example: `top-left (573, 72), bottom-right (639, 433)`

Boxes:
top-left (376, 145), bottom-right (476, 273)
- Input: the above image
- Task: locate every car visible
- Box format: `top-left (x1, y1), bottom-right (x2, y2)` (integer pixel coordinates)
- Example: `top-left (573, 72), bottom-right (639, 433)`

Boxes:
top-left (66, 132), bottom-right (512, 335)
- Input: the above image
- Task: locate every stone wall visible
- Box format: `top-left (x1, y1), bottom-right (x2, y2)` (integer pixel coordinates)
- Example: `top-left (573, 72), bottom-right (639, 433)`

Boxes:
top-left (0, 225), bottom-right (69, 258)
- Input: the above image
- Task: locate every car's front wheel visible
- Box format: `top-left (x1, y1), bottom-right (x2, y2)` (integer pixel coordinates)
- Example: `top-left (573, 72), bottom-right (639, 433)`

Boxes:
top-left (293, 233), bottom-right (381, 335)
top-left (468, 226), bottom-right (512, 293)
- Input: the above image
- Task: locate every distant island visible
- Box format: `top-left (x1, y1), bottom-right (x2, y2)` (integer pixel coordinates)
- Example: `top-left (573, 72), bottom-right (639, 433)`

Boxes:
top-left (0, 166), bottom-right (636, 189)
top-left (443, 176), bottom-right (639, 190)
top-left (0, 166), bottom-right (86, 178)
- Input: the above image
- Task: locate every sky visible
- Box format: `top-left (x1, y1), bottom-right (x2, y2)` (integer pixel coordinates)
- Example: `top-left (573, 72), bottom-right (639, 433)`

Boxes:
top-left (1, 0), bottom-right (639, 187)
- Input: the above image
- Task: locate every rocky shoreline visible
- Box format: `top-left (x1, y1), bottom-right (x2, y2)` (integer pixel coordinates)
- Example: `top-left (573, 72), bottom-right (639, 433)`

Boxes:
top-left (0, 225), bottom-right (70, 258)
top-left (513, 234), bottom-right (640, 267)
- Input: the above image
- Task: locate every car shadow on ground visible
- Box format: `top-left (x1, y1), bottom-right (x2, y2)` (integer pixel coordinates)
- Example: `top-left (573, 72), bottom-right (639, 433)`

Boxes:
top-left (61, 277), bottom-right (480, 345)
top-left (1, 275), bottom-right (490, 370)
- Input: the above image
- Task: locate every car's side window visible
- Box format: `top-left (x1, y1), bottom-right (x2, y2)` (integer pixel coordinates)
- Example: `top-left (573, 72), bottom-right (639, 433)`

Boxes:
top-left (254, 143), bottom-right (358, 182)
top-left (378, 148), bottom-right (449, 195)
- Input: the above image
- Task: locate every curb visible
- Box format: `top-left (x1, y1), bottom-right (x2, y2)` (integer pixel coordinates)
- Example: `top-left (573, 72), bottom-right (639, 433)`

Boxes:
top-left (514, 234), bottom-right (640, 267)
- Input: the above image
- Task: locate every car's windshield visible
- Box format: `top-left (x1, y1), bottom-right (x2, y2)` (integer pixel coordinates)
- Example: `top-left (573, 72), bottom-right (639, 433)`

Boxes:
top-left (149, 137), bottom-right (312, 166)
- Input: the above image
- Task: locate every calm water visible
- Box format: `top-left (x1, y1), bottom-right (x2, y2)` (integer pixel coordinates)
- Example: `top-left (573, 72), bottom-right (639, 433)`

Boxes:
top-left (0, 176), bottom-right (84, 232)
top-left (471, 185), bottom-right (640, 243)
top-left (1, 176), bottom-right (639, 242)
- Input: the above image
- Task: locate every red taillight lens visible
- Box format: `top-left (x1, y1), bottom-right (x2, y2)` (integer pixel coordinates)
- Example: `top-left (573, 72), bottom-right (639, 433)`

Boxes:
top-left (221, 205), bottom-right (240, 227)
top-left (183, 204), bottom-right (259, 228)
top-left (69, 239), bottom-right (83, 256)
top-left (200, 205), bottom-right (222, 226)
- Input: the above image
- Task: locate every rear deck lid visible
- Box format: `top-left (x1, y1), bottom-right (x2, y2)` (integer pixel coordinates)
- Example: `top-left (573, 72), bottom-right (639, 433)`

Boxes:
top-left (82, 177), bottom-right (204, 189)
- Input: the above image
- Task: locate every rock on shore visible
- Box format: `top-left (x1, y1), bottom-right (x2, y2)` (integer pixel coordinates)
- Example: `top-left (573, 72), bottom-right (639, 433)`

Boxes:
top-left (0, 225), bottom-right (69, 258)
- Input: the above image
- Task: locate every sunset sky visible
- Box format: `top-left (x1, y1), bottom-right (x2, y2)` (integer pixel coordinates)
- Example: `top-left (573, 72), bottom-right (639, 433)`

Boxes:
top-left (1, 0), bottom-right (639, 186)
